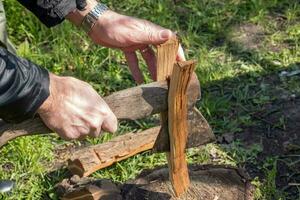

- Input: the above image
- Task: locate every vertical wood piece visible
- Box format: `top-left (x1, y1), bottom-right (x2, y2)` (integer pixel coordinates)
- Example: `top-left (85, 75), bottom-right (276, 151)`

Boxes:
top-left (168, 60), bottom-right (196, 196)
top-left (157, 36), bottom-right (179, 131)
top-left (155, 37), bottom-right (179, 153)
top-left (157, 37), bottom-right (179, 81)
top-left (157, 37), bottom-right (194, 196)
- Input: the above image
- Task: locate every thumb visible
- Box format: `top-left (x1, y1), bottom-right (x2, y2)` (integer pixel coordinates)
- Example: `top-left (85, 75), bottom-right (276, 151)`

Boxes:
top-left (143, 24), bottom-right (173, 45)
top-left (101, 111), bottom-right (118, 133)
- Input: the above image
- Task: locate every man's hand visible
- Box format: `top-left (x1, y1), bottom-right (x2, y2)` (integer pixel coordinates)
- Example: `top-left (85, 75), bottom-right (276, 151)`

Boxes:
top-left (67, 4), bottom-right (186, 84)
top-left (88, 11), bottom-right (186, 84)
top-left (37, 73), bottom-right (118, 140)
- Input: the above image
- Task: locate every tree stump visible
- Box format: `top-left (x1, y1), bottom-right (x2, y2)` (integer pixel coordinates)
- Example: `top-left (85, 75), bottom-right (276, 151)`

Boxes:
top-left (58, 165), bottom-right (254, 200)
top-left (124, 165), bottom-right (254, 200)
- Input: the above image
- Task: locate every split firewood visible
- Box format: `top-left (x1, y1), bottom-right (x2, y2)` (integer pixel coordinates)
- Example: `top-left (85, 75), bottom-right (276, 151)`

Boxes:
top-left (67, 107), bottom-right (215, 177)
top-left (153, 37), bottom-right (179, 152)
top-left (167, 60), bottom-right (196, 196)
top-left (157, 37), bottom-right (179, 81)
top-left (155, 37), bottom-right (195, 196)
top-left (0, 76), bottom-right (200, 148)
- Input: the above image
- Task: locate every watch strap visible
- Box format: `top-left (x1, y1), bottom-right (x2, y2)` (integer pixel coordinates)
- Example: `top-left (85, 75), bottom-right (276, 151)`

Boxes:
top-left (81, 3), bottom-right (109, 33)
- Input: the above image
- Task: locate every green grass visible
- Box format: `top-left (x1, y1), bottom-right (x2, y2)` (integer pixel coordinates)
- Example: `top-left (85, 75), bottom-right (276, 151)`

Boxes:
top-left (0, 0), bottom-right (300, 199)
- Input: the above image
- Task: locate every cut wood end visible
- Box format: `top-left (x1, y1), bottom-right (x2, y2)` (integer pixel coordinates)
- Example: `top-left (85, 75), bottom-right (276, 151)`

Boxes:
top-left (157, 36), bottom-right (179, 48)
top-left (176, 60), bottom-right (197, 68)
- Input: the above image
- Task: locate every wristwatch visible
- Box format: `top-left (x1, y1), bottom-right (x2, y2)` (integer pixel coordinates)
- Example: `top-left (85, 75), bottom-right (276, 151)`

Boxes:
top-left (81, 3), bottom-right (109, 33)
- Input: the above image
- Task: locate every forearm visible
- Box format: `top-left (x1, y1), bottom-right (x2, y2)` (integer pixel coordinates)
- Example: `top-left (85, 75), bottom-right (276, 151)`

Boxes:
top-left (17, 0), bottom-right (87, 27)
top-left (0, 47), bottom-right (50, 123)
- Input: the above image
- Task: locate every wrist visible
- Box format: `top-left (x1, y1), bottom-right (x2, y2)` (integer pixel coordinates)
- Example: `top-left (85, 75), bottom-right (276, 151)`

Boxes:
top-left (37, 73), bottom-right (57, 115)
top-left (66, 0), bottom-right (98, 26)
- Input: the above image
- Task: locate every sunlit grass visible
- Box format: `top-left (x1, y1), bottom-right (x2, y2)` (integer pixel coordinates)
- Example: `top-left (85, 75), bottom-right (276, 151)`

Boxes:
top-left (0, 0), bottom-right (299, 199)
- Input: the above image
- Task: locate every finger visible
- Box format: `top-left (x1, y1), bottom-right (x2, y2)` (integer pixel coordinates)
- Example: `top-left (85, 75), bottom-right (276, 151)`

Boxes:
top-left (61, 128), bottom-right (81, 140)
top-left (78, 134), bottom-right (88, 141)
top-left (138, 20), bottom-right (173, 45)
top-left (140, 46), bottom-right (157, 81)
top-left (176, 44), bottom-right (186, 61)
top-left (124, 51), bottom-right (144, 84)
top-left (101, 111), bottom-right (118, 133)
top-left (88, 127), bottom-right (102, 138)
top-left (74, 125), bottom-right (90, 140)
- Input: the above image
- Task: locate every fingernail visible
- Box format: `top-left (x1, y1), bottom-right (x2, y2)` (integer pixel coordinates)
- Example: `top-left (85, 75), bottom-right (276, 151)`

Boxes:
top-left (160, 30), bottom-right (172, 40)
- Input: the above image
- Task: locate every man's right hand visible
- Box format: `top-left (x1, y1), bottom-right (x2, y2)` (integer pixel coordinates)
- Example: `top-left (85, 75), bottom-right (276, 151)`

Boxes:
top-left (37, 73), bottom-right (118, 140)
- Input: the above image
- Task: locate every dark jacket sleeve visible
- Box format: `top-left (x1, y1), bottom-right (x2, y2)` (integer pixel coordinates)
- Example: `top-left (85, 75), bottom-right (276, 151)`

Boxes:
top-left (0, 47), bottom-right (50, 123)
top-left (17, 0), bottom-right (87, 27)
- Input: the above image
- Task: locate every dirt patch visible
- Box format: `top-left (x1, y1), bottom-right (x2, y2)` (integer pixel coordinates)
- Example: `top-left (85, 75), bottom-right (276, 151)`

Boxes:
top-left (228, 22), bottom-right (290, 53)
top-left (228, 23), bottom-right (266, 51)
top-left (231, 74), bottom-right (300, 199)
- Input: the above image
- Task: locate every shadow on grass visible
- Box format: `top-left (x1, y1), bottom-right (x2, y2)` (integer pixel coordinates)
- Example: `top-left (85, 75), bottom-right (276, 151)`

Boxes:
top-left (198, 58), bottom-right (300, 199)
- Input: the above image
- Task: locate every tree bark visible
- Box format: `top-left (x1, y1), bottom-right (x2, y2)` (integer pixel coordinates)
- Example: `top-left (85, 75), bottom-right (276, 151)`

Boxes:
top-left (67, 107), bottom-right (215, 177)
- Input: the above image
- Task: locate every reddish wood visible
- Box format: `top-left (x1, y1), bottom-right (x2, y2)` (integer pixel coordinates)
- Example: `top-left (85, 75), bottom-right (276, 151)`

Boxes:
top-left (68, 127), bottom-right (159, 177)
top-left (157, 37), bottom-right (179, 81)
top-left (154, 37), bottom-right (179, 152)
top-left (167, 60), bottom-right (196, 196)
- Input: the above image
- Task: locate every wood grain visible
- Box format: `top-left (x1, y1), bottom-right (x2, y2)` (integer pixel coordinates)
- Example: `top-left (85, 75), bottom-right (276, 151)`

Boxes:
top-left (167, 60), bottom-right (196, 196)
top-left (157, 37), bottom-right (179, 81)
top-left (154, 37), bottom-right (179, 152)
top-left (67, 107), bottom-right (214, 177)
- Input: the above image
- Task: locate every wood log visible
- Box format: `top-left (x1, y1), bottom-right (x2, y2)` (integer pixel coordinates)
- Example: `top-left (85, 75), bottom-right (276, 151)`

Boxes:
top-left (0, 77), bottom-right (200, 148)
top-left (167, 60), bottom-right (195, 196)
top-left (58, 165), bottom-right (254, 200)
top-left (106, 72), bottom-right (200, 120)
top-left (67, 107), bottom-right (215, 177)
